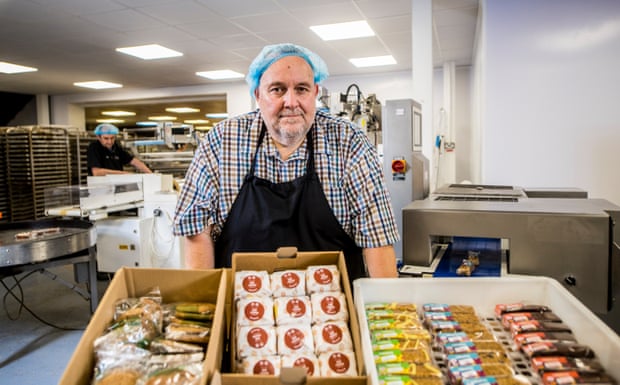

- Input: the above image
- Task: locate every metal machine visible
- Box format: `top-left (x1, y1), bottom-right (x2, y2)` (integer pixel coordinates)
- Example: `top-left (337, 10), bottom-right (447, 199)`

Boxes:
top-left (338, 84), bottom-right (383, 146)
top-left (400, 183), bottom-right (620, 330)
top-left (45, 173), bottom-right (184, 272)
top-left (382, 99), bottom-right (430, 262)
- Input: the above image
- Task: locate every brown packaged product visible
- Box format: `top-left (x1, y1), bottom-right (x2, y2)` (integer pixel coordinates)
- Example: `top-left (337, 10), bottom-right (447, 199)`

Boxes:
top-left (143, 365), bottom-right (201, 385)
top-left (318, 350), bottom-right (357, 376)
top-left (531, 356), bottom-right (606, 374)
top-left (96, 369), bottom-right (140, 385)
top-left (521, 341), bottom-right (596, 359)
top-left (164, 322), bottom-right (211, 344)
top-left (501, 311), bottom-right (562, 328)
top-left (366, 302), bottom-right (417, 312)
top-left (449, 363), bottom-right (514, 385)
top-left (495, 303), bottom-right (552, 316)
top-left (510, 320), bottom-right (572, 336)
top-left (542, 371), bottom-right (617, 385)
top-left (513, 331), bottom-right (576, 349)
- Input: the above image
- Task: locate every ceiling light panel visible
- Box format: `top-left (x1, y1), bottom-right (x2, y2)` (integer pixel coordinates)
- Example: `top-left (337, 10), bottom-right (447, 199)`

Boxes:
top-left (116, 44), bottom-right (183, 60)
top-left (74, 81), bottom-right (123, 89)
top-left (166, 107), bottom-right (200, 113)
top-left (0, 61), bottom-right (38, 74)
top-left (349, 55), bottom-right (397, 67)
top-left (196, 70), bottom-right (244, 80)
top-left (310, 20), bottom-right (375, 41)
top-left (148, 115), bottom-right (177, 121)
top-left (102, 110), bottom-right (136, 117)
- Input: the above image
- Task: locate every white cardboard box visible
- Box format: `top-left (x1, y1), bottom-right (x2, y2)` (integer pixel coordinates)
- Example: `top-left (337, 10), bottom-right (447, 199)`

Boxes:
top-left (353, 276), bottom-right (620, 385)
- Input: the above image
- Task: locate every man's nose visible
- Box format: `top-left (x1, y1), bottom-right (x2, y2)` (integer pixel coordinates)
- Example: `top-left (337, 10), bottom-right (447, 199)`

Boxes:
top-left (283, 89), bottom-right (299, 107)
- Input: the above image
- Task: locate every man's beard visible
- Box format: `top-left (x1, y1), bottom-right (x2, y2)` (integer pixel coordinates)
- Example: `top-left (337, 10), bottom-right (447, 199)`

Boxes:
top-left (270, 115), bottom-right (311, 147)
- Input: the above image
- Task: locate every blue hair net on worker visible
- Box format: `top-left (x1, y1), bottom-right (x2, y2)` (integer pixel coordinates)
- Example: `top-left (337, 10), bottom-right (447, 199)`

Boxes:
top-left (94, 123), bottom-right (119, 135)
top-left (246, 43), bottom-right (329, 95)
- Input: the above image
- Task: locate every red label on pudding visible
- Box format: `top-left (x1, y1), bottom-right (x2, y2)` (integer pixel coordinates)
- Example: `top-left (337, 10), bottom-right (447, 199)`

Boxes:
top-left (242, 275), bottom-right (262, 293)
top-left (322, 323), bottom-right (343, 344)
top-left (294, 357), bottom-right (315, 375)
top-left (281, 272), bottom-right (300, 289)
top-left (247, 327), bottom-right (268, 349)
top-left (253, 359), bottom-right (275, 375)
top-left (314, 268), bottom-right (333, 285)
top-left (328, 352), bottom-right (350, 374)
top-left (320, 295), bottom-right (340, 315)
top-left (284, 327), bottom-right (305, 350)
top-left (244, 301), bottom-right (265, 321)
top-left (286, 298), bottom-right (307, 318)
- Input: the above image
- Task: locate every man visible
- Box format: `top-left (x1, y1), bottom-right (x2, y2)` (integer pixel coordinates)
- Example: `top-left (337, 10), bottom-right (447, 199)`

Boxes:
top-left (173, 43), bottom-right (398, 280)
top-left (87, 123), bottom-right (152, 176)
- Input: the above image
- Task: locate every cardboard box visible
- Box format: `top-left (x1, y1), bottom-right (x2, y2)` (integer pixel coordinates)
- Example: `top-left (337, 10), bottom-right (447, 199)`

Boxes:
top-left (217, 248), bottom-right (367, 385)
top-left (59, 267), bottom-right (228, 385)
top-left (353, 276), bottom-right (620, 385)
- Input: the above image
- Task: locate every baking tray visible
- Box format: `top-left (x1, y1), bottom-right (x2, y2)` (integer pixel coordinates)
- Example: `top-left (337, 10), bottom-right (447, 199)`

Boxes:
top-left (353, 276), bottom-right (620, 385)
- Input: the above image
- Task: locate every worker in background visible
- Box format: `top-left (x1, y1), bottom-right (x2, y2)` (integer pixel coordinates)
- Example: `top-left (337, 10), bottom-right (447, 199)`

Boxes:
top-left (87, 123), bottom-right (153, 176)
top-left (173, 43), bottom-right (399, 281)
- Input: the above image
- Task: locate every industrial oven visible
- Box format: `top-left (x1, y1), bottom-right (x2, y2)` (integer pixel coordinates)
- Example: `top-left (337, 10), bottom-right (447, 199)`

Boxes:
top-left (400, 184), bottom-right (620, 332)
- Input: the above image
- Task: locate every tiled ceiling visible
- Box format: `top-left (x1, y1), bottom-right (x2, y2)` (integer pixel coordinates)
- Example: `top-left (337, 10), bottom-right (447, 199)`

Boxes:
top-left (0, 0), bottom-right (478, 127)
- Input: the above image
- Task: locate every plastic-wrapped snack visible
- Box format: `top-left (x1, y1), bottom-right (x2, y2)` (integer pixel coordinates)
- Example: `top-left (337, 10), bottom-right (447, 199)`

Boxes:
top-left (367, 309), bottom-right (419, 321)
top-left (428, 320), bottom-right (463, 334)
top-left (436, 332), bottom-right (472, 345)
top-left (423, 304), bottom-right (476, 314)
top-left (531, 356), bottom-right (605, 375)
top-left (466, 328), bottom-right (497, 342)
top-left (510, 320), bottom-right (572, 337)
top-left (271, 270), bottom-right (306, 297)
top-left (311, 292), bottom-right (349, 324)
top-left (474, 341), bottom-right (506, 353)
top-left (501, 312), bottom-right (562, 329)
top-left (462, 377), bottom-right (531, 385)
top-left (443, 341), bottom-right (478, 355)
top-left (277, 324), bottom-right (314, 356)
top-left (372, 337), bottom-right (431, 352)
top-left (112, 298), bottom-right (164, 340)
top-left (142, 362), bottom-right (203, 385)
top-left (447, 352), bottom-right (511, 367)
top-left (274, 296), bottom-right (312, 325)
top-left (372, 328), bottom-right (431, 343)
top-left (521, 342), bottom-right (596, 359)
top-left (235, 270), bottom-right (271, 299)
top-left (149, 338), bottom-right (204, 354)
top-left (495, 303), bottom-right (552, 317)
top-left (95, 367), bottom-right (142, 385)
top-left (541, 371), bottom-right (616, 385)
top-left (281, 353), bottom-right (320, 376)
top-left (240, 355), bottom-right (281, 375)
top-left (173, 302), bottom-right (217, 322)
top-left (237, 296), bottom-right (274, 326)
top-left (146, 352), bottom-right (205, 372)
top-left (513, 331), bottom-right (576, 349)
top-left (366, 302), bottom-right (417, 313)
top-left (165, 323), bottom-right (211, 344)
top-left (237, 325), bottom-right (277, 358)
top-left (370, 317), bottom-right (425, 332)
top-left (306, 265), bottom-right (341, 294)
top-left (378, 376), bottom-right (443, 385)
top-left (448, 364), bottom-right (514, 385)
top-left (376, 362), bottom-right (442, 377)
top-left (97, 319), bottom-right (155, 349)
top-left (318, 350), bottom-right (357, 376)
top-left (312, 321), bottom-right (353, 354)
top-left (374, 348), bottom-right (432, 365)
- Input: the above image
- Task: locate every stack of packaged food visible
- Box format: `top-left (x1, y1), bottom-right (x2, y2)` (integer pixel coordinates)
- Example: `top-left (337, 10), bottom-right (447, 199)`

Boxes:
top-left (92, 288), bottom-right (214, 385)
top-left (496, 302), bottom-right (617, 385)
top-left (233, 265), bottom-right (358, 376)
top-left (364, 301), bottom-right (440, 385)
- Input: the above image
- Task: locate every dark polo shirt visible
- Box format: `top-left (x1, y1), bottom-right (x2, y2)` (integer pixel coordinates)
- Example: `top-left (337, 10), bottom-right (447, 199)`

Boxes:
top-left (87, 140), bottom-right (134, 176)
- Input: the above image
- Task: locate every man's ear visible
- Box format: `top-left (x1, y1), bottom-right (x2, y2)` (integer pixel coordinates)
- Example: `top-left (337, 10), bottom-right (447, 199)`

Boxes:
top-left (254, 88), bottom-right (260, 102)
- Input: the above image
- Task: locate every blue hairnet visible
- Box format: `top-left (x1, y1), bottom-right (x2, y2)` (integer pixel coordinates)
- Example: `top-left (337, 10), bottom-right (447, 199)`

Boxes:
top-left (246, 43), bottom-right (329, 95)
top-left (94, 123), bottom-right (119, 135)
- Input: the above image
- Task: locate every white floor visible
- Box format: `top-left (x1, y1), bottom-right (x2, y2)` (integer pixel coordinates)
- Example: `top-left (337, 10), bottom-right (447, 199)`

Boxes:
top-left (0, 266), bottom-right (110, 385)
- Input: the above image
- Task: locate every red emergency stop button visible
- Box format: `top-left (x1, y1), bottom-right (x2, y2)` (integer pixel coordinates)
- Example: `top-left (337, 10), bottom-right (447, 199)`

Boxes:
top-left (391, 159), bottom-right (406, 173)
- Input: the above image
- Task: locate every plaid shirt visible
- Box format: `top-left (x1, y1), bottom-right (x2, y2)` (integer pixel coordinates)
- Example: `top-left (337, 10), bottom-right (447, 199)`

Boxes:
top-left (173, 109), bottom-right (399, 249)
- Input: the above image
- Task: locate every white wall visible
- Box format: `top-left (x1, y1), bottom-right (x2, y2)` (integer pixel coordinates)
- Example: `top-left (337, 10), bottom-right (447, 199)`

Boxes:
top-left (479, 0), bottom-right (620, 203)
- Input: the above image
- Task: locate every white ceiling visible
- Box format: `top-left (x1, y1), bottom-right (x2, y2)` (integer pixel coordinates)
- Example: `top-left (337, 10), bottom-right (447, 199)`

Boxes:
top-left (0, 0), bottom-right (478, 96)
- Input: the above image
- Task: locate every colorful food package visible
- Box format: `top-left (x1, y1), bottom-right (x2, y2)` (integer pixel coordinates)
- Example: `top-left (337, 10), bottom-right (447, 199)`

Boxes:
top-left (312, 321), bottom-right (353, 354)
top-left (270, 270), bottom-right (306, 297)
top-left (306, 265), bottom-right (341, 294)
top-left (273, 296), bottom-right (312, 325)
top-left (276, 324), bottom-right (315, 356)
top-left (240, 355), bottom-right (281, 376)
top-left (235, 270), bottom-right (271, 299)
top-left (281, 353), bottom-right (321, 376)
top-left (318, 350), bottom-right (357, 376)
top-left (311, 291), bottom-right (349, 324)
top-left (237, 325), bottom-right (277, 358)
top-left (236, 296), bottom-right (275, 326)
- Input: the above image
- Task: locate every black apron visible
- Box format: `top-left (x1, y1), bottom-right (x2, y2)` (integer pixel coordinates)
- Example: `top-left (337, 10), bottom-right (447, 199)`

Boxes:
top-left (214, 124), bottom-right (366, 281)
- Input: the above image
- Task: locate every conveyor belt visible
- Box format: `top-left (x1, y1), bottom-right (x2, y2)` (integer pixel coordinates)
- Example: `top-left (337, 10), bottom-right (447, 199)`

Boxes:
top-left (433, 236), bottom-right (502, 277)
